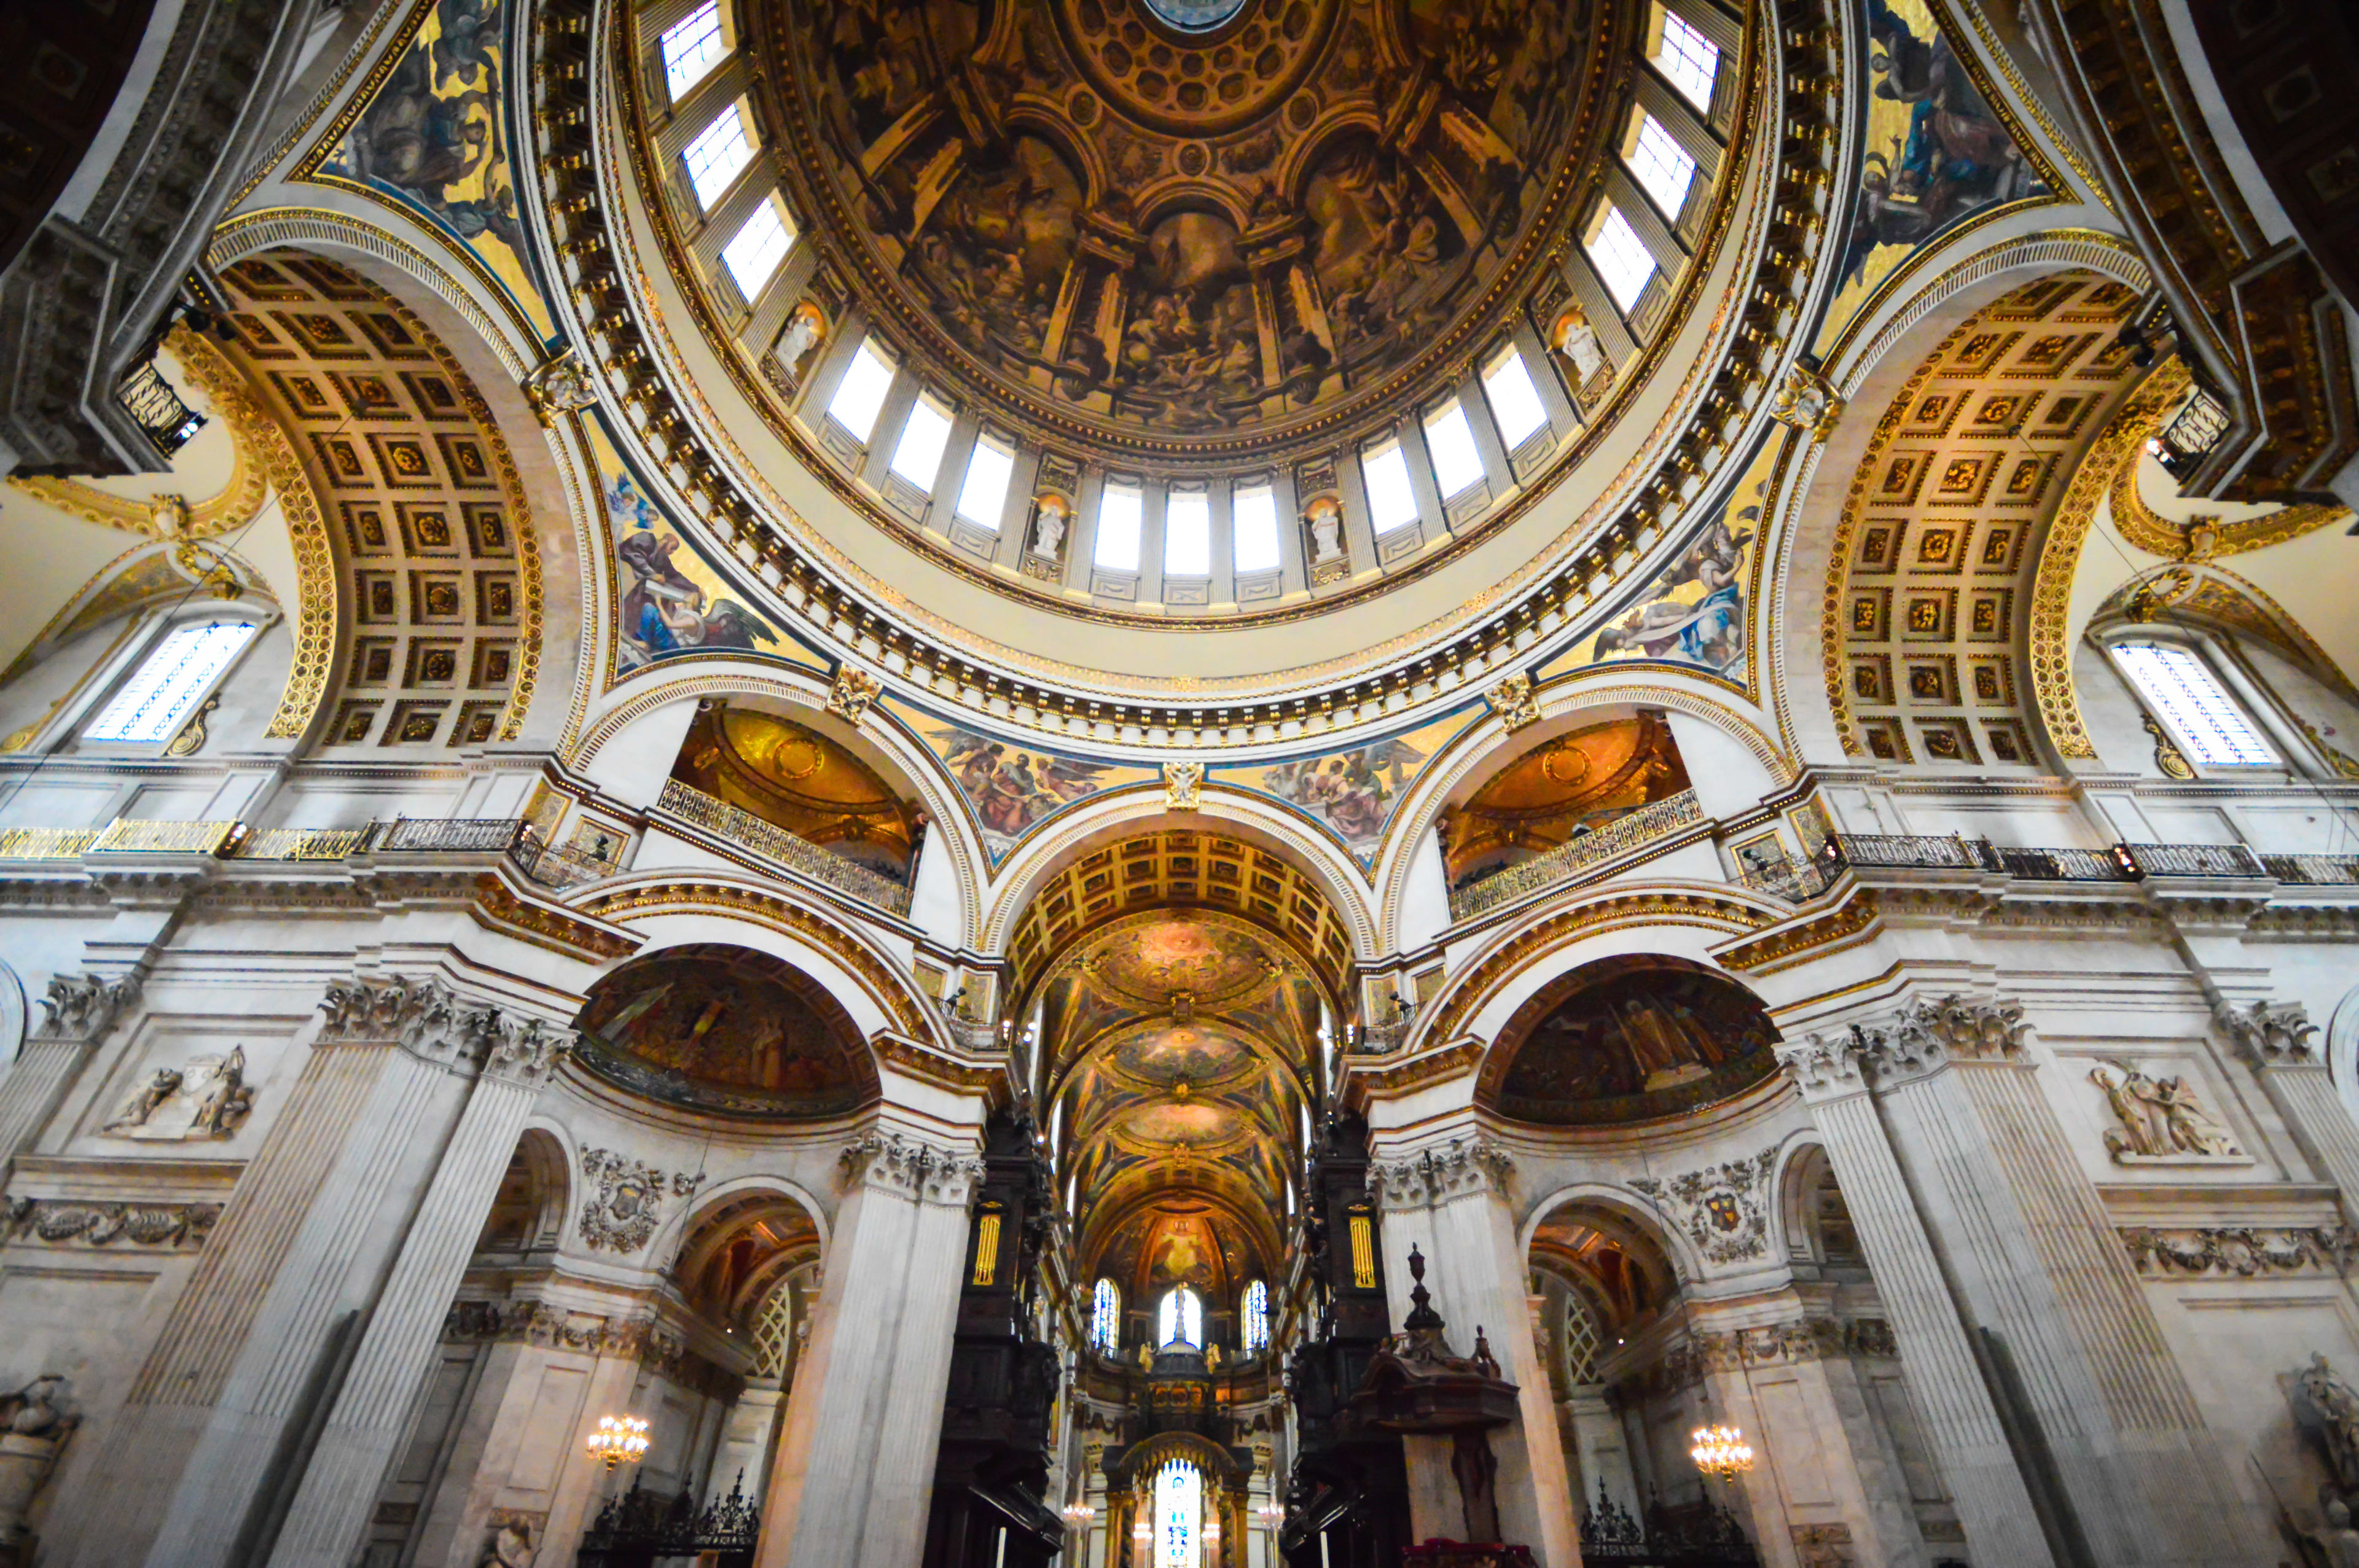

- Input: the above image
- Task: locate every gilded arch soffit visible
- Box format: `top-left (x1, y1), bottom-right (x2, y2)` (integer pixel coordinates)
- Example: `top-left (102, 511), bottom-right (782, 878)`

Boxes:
top-left (1821, 271), bottom-right (2143, 768)
top-left (210, 250), bottom-right (546, 750)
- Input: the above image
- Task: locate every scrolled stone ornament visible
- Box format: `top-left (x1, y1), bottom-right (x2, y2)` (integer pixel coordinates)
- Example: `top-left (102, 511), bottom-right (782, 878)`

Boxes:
top-left (1774, 1032), bottom-right (1864, 1095)
top-left (2216, 998), bottom-right (2319, 1066)
top-left (34, 971), bottom-right (141, 1042)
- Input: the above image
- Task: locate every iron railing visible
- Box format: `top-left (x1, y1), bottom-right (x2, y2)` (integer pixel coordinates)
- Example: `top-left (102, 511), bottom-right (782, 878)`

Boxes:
top-left (1982, 844), bottom-right (2132, 881)
top-left (508, 835), bottom-right (619, 890)
top-left (2153, 386), bottom-right (2230, 480)
top-left (1449, 790), bottom-right (1703, 920)
top-left (1732, 846), bottom-right (1844, 902)
top-left (117, 359), bottom-right (206, 458)
top-left (578, 1472), bottom-right (758, 1567)
top-left (374, 817), bottom-right (527, 854)
top-left (2264, 854), bottom-right (2359, 885)
top-left (657, 777), bottom-right (913, 915)
top-left (2121, 841), bottom-right (2269, 878)
top-left (240, 825), bottom-right (380, 860)
top-left (1829, 833), bottom-right (1982, 870)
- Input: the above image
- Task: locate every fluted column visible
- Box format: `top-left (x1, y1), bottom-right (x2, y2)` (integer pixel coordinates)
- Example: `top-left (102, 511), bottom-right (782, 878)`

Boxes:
top-left (0, 971), bottom-right (139, 1163)
top-left (130, 977), bottom-right (522, 1568)
top-left (1368, 1136), bottom-right (1579, 1568)
top-left (2220, 1000), bottom-right (2359, 1210)
top-left (1846, 996), bottom-right (2255, 1567)
top-left (262, 1006), bottom-right (572, 1568)
top-left (1775, 1032), bottom-right (2052, 1566)
top-left (759, 1124), bottom-right (985, 1568)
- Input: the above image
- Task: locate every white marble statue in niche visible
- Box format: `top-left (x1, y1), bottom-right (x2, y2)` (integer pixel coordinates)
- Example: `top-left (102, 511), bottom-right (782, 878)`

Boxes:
top-left (103, 1047), bottom-right (254, 1141)
top-left (2087, 1060), bottom-right (2245, 1164)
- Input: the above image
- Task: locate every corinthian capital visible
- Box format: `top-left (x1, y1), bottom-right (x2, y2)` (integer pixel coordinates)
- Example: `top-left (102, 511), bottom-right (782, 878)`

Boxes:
top-left (841, 1130), bottom-right (985, 1207)
top-left (482, 1013), bottom-right (574, 1086)
top-left (2216, 999), bottom-right (2319, 1067)
top-left (1775, 1032), bottom-right (1864, 1096)
top-left (1368, 1136), bottom-right (1513, 1209)
top-left (34, 971), bottom-right (141, 1042)
top-left (1852, 993), bottom-right (2027, 1083)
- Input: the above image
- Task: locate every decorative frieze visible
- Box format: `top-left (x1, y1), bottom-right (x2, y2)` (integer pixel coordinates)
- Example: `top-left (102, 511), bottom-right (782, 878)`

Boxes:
top-left (1367, 1137), bottom-right (1514, 1208)
top-left (2120, 1225), bottom-right (2358, 1278)
top-left (33, 972), bottom-right (140, 1042)
top-left (101, 1047), bottom-right (254, 1141)
top-left (2217, 999), bottom-right (2320, 1067)
top-left (840, 1131), bottom-right (986, 1207)
top-left (1627, 1317), bottom-right (1898, 1397)
top-left (2087, 1062), bottom-right (2247, 1164)
top-left (4, 1196), bottom-right (220, 1249)
top-left (577, 1148), bottom-right (706, 1254)
top-left (440, 1297), bottom-right (740, 1398)
top-left (1629, 1148), bottom-right (1780, 1265)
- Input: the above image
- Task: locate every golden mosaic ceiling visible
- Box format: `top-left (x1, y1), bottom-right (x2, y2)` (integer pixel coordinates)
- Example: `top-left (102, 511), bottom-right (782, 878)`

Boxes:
top-left (756, 0), bottom-right (1610, 461)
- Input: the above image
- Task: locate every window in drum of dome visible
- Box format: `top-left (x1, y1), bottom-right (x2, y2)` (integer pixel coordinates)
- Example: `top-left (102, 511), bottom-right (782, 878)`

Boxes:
top-left (720, 196), bottom-right (796, 297)
top-left (1361, 439), bottom-right (1419, 536)
top-left (824, 335), bottom-right (896, 443)
top-left (1165, 488), bottom-right (1211, 577)
top-left (2114, 642), bottom-right (2279, 767)
top-left (1649, 5), bottom-right (1720, 111)
top-left (890, 394), bottom-right (954, 490)
top-left (1481, 345), bottom-right (1549, 450)
top-left (682, 102), bottom-right (758, 211)
top-left (1095, 481), bottom-right (1143, 571)
top-left (954, 433), bottom-right (1014, 529)
top-left (1232, 482), bottom-right (1281, 574)
top-left (1586, 206), bottom-right (1657, 311)
top-left (85, 620), bottom-right (259, 744)
top-left (1423, 398), bottom-right (1487, 499)
top-left (660, 1), bottom-right (729, 101)
top-left (1625, 111), bottom-right (1699, 219)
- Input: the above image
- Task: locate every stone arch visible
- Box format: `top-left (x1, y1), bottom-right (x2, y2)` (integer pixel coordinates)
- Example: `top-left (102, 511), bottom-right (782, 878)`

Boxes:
top-left (1772, 1137), bottom-right (1856, 1270)
top-left (1772, 234), bottom-right (2154, 768)
top-left (2330, 983), bottom-right (2359, 1129)
top-left (982, 789), bottom-right (1379, 983)
top-left (205, 210), bottom-right (604, 752)
top-left (474, 1126), bottom-right (573, 1256)
top-left (575, 875), bottom-right (950, 1056)
top-left (664, 1177), bottom-right (829, 1335)
top-left (1520, 1180), bottom-right (1700, 1310)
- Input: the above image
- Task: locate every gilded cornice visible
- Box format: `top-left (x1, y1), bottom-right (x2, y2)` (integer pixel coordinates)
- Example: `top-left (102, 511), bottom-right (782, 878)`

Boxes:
top-left (1713, 889), bottom-right (1879, 974)
top-left (1418, 889), bottom-right (1772, 1051)
top-left (523, 0), bottom-right (1850, 747)
top-left (469, 872), bottom-right (639, 962)
top-left (2025, 364), bottom-right (2191, 760)
top-left (1345, 1036), bottom-right (1486, 1106)
top-left (578, 877), bottom-right (932, 1041)
top-left (2104, 397), bottom-right (2349, 560)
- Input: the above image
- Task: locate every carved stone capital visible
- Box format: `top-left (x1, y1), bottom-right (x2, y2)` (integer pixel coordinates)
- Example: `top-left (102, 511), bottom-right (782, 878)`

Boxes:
top-left (2215, 999), bottom-right (2320, 1067)
top-left (33, 971), bottom-right (140, 1043)
top-left (1775, 1032), bottom-right (1865, 1097)
top-left (318, 976), bottom-right (571, 1082)
top-left (840, 1130), bottom-right (985, 1207)
top-left (1855, 994), bottom-right (2027, 1083)
top-left (1367, 1136), bottom-right (1513, 1209)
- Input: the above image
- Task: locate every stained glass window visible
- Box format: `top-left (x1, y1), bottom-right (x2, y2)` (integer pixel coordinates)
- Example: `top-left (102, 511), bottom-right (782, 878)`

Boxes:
top-left (1091, 1278), bottom-right (1121, 1353)
top-left (1242, 1279), bottom-right (1269, 1354)
top-left (1155, 1460), bottom-right (1202, 1568)
top-left (85, 621), bottom-right (257, 744)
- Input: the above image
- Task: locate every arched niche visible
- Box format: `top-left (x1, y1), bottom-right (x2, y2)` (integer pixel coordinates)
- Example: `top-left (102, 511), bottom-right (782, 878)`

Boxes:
top-left (1476, 954), bottom-right (1782, 1128)
top-left (668, 697), bottom-right (928, 884)
top-left (571, 942), bottom-right (882, 1118)
top-left (1775, 1142), bottom-right (1862, 1271)
top-left (472, 1128), bottom-right (571, 1257)
top-left (1434, 711), bottom-right (1692, 894)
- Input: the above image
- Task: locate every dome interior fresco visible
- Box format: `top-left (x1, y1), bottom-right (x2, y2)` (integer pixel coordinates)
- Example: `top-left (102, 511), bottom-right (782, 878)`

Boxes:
top-left (1441, 711), bottom-right (1691, 885)
top-left (669, 702), bottom-right (922, 877)
top-left (1482, 954), bottom-right (1779, 1125)
top-left (1039, 907), bottom-right (1321, 1310)
top-left (574, 943), bottom-right (880, 1117)
top-left (758, 0), bottom-right (1609, 456)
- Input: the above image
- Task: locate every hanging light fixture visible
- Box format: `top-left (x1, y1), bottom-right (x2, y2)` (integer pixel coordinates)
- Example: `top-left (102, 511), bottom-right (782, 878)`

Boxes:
top-left (1062, 1501), bottom-right (1096, 1525)
top-left (585, 1414), bottom-right (651, 1472)
top-left (1689, 1421), bottom-right (1755, 1483)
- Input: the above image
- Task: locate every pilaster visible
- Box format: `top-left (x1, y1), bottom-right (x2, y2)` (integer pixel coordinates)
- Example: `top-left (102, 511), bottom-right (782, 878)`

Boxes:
top-left (262, 997), bottom-right (573, 1568)
top-left (0, 971), bottom-right (140, 1164)
top-left (1774, 1029), bottom-right (2054, 1567)
top-left (2218, 1000), bottom-right (2359, 1215)
top-left (759, 1123), bottom-right (985, 1568)
top-left (1841, 994), bottom-right (2256, 1566)
top-left (1367, 1134), bottom-right (1579, 1568)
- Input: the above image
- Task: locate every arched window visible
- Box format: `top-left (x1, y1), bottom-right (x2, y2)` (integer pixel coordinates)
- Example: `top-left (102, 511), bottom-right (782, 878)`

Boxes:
top-left (2111, 640), bottom-right (2280, 768)
top-left (1242, 1279), bottom-right (1269, 1354)
top-left (1154, 1459), bottom-right (1202, 1568)
top-left (1090, 1278), bottom-right (1121, 1354)
top-left (1157, 1285), bottom-right (1202, 1349)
